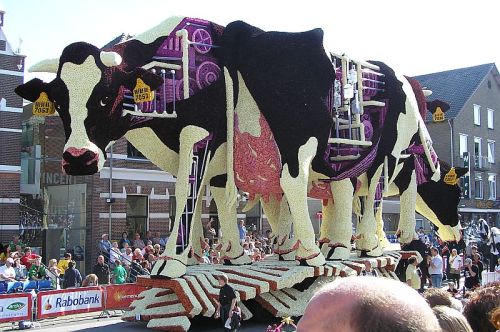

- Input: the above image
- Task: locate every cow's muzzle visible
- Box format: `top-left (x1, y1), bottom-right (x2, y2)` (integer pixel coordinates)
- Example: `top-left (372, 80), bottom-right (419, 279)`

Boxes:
top-left (62, 147), bottom-right (99, 175)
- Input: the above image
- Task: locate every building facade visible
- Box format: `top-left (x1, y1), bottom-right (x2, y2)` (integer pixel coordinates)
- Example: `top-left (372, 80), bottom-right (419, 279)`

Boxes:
top-left (0, 7), bottom-right (24, 243)
top-left (416, 63), bottom-right (500, 228)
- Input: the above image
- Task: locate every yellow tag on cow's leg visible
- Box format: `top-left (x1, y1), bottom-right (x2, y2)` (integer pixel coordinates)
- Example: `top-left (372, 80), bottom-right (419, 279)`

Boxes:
top-left (133, 78), bottom-right (155, 103)
top-left (33, 92), bottom-right (55, 116)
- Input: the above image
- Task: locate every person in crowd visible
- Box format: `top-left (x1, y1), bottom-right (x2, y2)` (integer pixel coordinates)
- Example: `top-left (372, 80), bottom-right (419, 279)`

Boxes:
top-left (0, 245), bottom-right (12, 264)
top-left (478, 218), bottom-right (490, 241)
top-left (0, 257), bottom-right (16, 281)
top-left (469, 244), bottom-right (478, 259)
top-left (297, 277), bottom-right (441, 332)
top-left (463, 258), bottom-right (480, 290)
top-left (432, 305), bottom-right (473, 332)
top-left (47, 258), bottom-right (62, 289)
top-left (428, 247), bottom-right (443, 288)
top-left (132, 248), bottom-right (143, 261)
top-left (490, 307), bottom-right (500, 331)
top-left (98, 234), bottom-right (112, 263)
top-left (210, 249), bottom-right (220, 264)
top-left (423, 288), bottom-right (453, 308)
top-left (13, 258), bottom-right (27, 281)
top-left (487, 227), bottom-right (500, 272)
top-left (152, 232), bottom-right (166, 248)
top-left (93, 255), bottom-right (110, 285)
top-left (472, 252), bottom-right (484, 281)
top-left (495, 257), bottom-right (500, 274)
top-left (214, 274), bottom-right (237, 332)
top-left (9, 235), bottom-right (25, 252)
top-left (82, 274), bottom-right (98, 287)
top-left (448, 248), bottom-right (462, 288)
top-left (133, 233), bottom-right (146, 250)
top-left (128, 260), bottom-right (146, 283)
top-left (121, 242), bottom-right (130, 254)
top-left (362, 261), bottom-right (378, 277)
top-left (28, 257), bottom-right (46, 281)
top-left (110, 241), bottom-right (121, 268)
top-left (119, 232), bottom-right (131, 250)
top-left (57, 252), bottom-right (72, 280)
top-left (20, 247), bottom-right (40, 270)
top-left (112, 260), bottom-right (127, 284)
top-left (204, 218), bottom-right (217, 247)
top-left (405, 256), bottom-right (421, 291)
top-left (146, 230), bottom-right (154, 243)
top-left (63, 261), bottom-right (82, 288)
top-left (238, 220), bottom-right (247, 244)
top-left (252, 248), bottom-right (263, 262)
top-left (143, 245), bottom-right (154, 260)
top-left (153, 244), bottom-right (161, 257)
top-left (243, 242), bottom-right (251, 256)
top-left (463, 282), bottom-right (500, 332)
top-left (447, 281), bottom-right (459, 296)
top-left (123, 247), bottom-right (133, 264)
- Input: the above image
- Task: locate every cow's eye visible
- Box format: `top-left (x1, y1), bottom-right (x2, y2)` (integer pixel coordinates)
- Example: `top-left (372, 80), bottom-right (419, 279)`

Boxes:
top-left (100, 96), bottom-right (110, 107)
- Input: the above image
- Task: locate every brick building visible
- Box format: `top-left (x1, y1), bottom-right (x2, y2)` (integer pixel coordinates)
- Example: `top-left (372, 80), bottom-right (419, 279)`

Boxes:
top-left (415, 63), bottom-right (500, 227)
top-left (0, 7), bottom-right (24, 243)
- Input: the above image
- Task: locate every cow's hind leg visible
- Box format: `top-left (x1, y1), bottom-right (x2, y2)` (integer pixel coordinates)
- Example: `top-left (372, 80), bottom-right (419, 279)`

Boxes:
top-left (261, 195), bottom-right (295, 260)
top-left (375, 201), bottom-right (391, 249)
top-left (280, 137), bottom-right (325, 266)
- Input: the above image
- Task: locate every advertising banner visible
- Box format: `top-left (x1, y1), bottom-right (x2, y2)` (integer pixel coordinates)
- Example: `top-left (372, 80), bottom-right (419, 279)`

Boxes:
top-left (37, 287), bottom-right (104, 319)
top-left (104, 284), bottom-right (149, 310)
top-left (0, 293), bottom-right (32, 323)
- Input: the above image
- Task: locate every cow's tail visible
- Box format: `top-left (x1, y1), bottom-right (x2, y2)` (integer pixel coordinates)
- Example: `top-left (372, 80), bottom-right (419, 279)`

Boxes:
top-left (417, 116), bottom-right (441, 182)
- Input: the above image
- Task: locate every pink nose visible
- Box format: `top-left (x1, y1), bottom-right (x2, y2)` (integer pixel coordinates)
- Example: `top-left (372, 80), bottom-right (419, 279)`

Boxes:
top-left (65, 147), bottom-right (90, 157)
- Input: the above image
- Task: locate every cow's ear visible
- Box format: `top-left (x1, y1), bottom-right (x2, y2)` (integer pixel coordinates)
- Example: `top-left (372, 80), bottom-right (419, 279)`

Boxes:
top-left (427, 100), bottom-right (450, 114)
top-left (454, 167), bottom-right (469, 178)
top-left (15, 78), bottom-right (49, 102)
top-left (123, 68), bottom-right (163, 91)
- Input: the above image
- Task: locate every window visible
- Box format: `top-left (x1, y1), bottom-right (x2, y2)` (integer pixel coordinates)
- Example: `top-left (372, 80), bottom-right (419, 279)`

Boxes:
top-left (474, 174), bottom-right (483, 199)
top-left (488, 140), bottom-right (495, 164)
top-left (474, 104), bottom-right (481, 126)
top-left (474, 137), bottom-right (482, 168)
top-left (488, 109), bottom-right (494, 129)
top-left (127, 142), bottom-right (146, 159)
top-left (459, 134), bottom-right (468, 158)
top-left (126, 195), bottom-right (149, 237)
top-left (488, 174), bottom-right (497, 200)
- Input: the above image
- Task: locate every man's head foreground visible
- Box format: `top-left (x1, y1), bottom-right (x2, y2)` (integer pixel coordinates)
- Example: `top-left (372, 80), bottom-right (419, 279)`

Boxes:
top-left (297, 276), bottom-right (441, 332)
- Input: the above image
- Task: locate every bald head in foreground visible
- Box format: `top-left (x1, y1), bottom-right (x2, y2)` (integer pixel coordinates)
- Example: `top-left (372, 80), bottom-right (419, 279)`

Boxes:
top-left (297, 277), bottom-right (441, 332)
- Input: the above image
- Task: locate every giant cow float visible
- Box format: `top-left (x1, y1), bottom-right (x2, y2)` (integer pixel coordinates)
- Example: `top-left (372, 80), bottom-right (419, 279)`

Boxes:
top-left (16, 16), bottom-right (467, 330)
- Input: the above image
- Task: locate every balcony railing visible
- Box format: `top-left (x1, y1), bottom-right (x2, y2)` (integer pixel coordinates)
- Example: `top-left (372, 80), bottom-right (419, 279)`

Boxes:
top-left (473, 155), bottom-right (492, 170)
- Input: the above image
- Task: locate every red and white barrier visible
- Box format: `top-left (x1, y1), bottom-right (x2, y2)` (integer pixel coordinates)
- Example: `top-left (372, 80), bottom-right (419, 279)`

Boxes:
top-left (0, 293), bottom-right (32, 323)
top-left (37, 287), bottom-right (104, 319)
top-left (104, 284), bottom-right (149, 310)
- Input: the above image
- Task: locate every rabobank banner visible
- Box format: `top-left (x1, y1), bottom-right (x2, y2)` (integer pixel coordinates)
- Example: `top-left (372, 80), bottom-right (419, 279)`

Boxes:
top-left (37, 287), bottom-right (104, 319)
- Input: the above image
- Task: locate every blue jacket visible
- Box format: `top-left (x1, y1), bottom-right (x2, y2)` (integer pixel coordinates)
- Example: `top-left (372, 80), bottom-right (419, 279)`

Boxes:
top-left (63, 267), bottom-right (82, 288)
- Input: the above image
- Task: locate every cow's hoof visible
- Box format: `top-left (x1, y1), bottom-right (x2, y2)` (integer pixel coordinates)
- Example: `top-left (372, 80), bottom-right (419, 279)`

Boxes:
top-left (223, 250), bottom-right (252, 265)
top-left (296, 251), bottom-right (326, 267)
top-left (379, 236), bottom-right (391, 249)
top-left (366, 245), bottom-right (383, 257)
top-left (151, 258), bottom-right (187, 279)
top-left (279, 251), bottom-right (296, 261)
top-left (328, 246), bottom-right (350, 261)
top-left (275, 237), bottom-right (296, 261)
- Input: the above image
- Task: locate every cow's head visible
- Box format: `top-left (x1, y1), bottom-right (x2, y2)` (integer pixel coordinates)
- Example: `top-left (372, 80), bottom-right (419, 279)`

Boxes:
top-left (416, 160), bottom-right (468, 241)
top-left (15, 42), bottom-right (163, 175)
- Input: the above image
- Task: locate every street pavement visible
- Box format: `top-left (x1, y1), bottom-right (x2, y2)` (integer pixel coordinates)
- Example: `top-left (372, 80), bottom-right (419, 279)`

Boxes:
top-left (0, 312), bottom-right (279, 331)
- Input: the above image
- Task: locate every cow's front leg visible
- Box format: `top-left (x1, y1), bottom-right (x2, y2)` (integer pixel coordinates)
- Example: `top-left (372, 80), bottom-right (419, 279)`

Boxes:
top-left (212, 186), bottom-right (251, 265)
top-left (397, 170), bottom-right (418, 244)
top-left (356, 165), bottom-right (383, 257)
top-left (186, 184), bottom-right (209, 266)
top-left (375, 201), bottom-right (391, 249)
top-left (322, 179), bottom-right (354, 260)
top-left (151, 125), bottom-right (209, 278)
top-left (280, 138), bottom-right (325, 266)
top-left (261, 195), bottom-right (295, 261)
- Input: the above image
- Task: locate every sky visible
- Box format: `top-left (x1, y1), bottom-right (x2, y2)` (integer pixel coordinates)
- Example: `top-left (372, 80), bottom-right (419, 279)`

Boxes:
top-left (2, 0), bottom-right (500, 83)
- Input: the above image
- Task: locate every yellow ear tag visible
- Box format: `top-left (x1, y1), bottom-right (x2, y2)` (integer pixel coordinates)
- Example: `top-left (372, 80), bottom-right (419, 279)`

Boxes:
top-left (133, 78), bottom-right (155, 103)
top-left (33, 92), bottom-right (55, 116)
top-left (432, 106), bottom-right (445, 122)
top-left (444, 167), bottom-right (459, 185)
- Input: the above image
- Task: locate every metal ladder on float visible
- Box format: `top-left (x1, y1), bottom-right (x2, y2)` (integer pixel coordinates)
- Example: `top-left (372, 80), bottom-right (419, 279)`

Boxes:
top-left (328, 53), bottom-right (386, 162)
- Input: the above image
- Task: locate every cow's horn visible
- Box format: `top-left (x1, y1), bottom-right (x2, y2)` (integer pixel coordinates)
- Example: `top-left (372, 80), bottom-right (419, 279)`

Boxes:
top-left (422, 89), bottom-right (432, 97)
top-left (29, 58), bottom-right (59, 73)
top-left (100, 51), bottom-right (122, 67)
